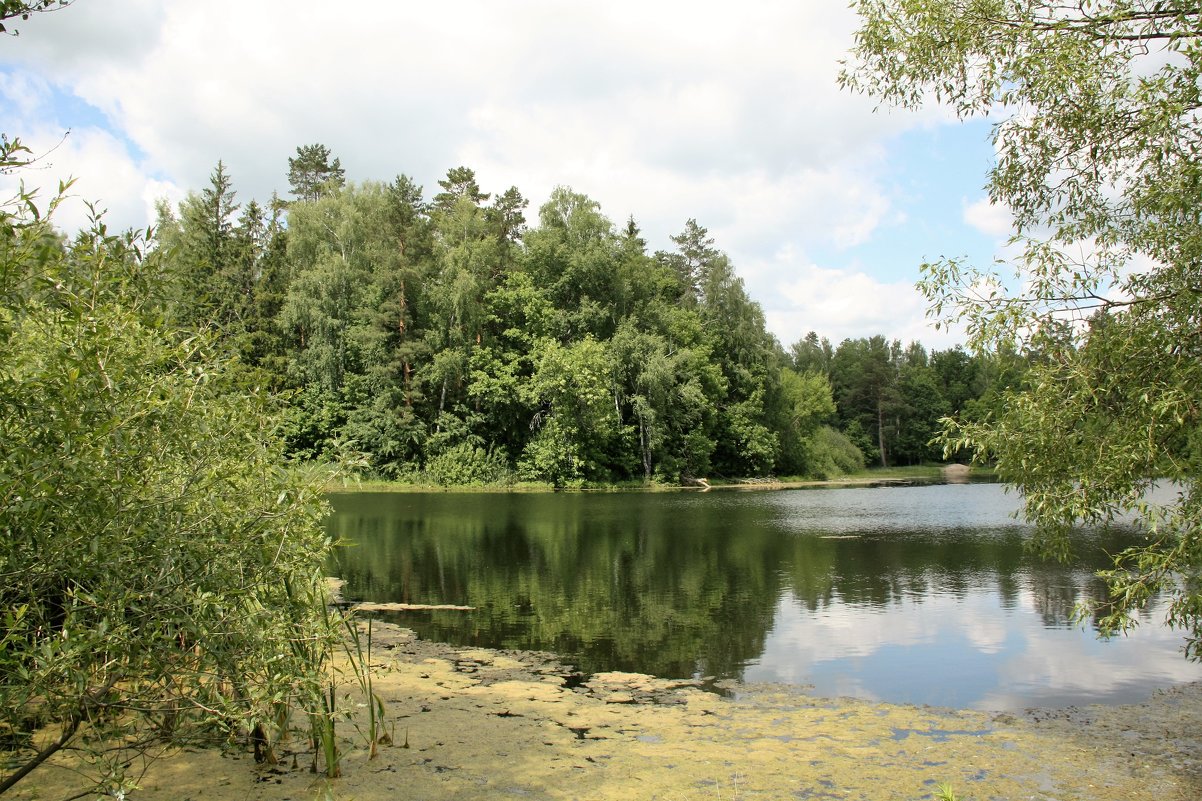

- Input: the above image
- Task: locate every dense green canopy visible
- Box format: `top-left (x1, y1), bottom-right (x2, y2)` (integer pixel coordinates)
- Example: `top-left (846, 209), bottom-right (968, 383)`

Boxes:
top-left (151, 157), bottom-right (1015, 487)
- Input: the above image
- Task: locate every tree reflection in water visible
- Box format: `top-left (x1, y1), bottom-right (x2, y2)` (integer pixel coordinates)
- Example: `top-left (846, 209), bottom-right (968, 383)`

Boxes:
top-left (328, 484), bottom-right (1202, 709)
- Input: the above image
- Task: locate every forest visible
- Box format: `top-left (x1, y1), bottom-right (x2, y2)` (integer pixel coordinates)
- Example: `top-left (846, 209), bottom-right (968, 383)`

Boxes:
top-left (151, 144), bottom-right (1023, 486)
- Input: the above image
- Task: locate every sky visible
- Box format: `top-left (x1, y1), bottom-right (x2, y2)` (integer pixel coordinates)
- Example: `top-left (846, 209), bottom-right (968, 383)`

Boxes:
top-left (0, 0), bottom-right (1016, 350)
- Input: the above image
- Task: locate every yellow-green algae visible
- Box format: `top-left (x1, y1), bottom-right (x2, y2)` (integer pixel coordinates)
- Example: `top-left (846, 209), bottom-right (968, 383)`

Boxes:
top-left (13, 623), bottom-right (1202, 801)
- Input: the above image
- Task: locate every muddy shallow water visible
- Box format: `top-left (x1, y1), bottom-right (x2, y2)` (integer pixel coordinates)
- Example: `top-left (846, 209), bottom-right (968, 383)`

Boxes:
top-left (15, 623), bottom-right (1202, 801)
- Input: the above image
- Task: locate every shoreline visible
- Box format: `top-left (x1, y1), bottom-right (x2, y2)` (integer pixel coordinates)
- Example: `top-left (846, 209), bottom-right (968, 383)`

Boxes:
top-left (15, 622), bottom-right (1202, 801)
top-left (323, 466), bottom-right (993, 494)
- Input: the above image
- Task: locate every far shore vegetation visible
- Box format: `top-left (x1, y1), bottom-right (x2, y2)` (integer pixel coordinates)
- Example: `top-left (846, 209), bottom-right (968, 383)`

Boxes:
top-left (322, 463), bottom-right (996, 493)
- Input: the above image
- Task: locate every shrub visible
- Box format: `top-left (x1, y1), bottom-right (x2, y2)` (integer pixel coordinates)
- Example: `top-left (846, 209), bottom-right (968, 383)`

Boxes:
top-left (425, 441), bottom-right (512, 486)
top-left (806, 426), bottom-right (866, 479)
top-left (0, 148), bottom-right (335, 796)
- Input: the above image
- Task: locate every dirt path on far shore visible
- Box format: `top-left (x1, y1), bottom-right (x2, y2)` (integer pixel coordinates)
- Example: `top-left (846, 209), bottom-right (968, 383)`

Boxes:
top-left (14, 624), bottom-right (1202, 801)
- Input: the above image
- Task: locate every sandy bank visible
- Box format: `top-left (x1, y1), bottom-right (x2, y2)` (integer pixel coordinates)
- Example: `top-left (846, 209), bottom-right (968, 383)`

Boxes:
top-left (14, 623), bottom-right (1202, 801)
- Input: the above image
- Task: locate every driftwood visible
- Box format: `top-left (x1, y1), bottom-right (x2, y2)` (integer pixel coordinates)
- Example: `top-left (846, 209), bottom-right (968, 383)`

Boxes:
top-left (324, 580), bottom-right (473, 612)
top-left (350, 602), bottom-right (475, 612)
top-left (681, 477), bottom-right (712, 491)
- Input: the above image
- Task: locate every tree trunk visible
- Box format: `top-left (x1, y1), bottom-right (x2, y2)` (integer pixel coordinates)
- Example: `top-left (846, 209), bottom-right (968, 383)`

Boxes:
top-left (639, 416), bottom-right (652, 482)
top-left (877, 396), bottom-right (888, 467)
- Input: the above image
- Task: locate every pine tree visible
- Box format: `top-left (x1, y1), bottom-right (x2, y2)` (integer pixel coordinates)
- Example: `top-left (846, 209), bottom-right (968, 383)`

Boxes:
top-left (287, 143), bottom-right (346, 202)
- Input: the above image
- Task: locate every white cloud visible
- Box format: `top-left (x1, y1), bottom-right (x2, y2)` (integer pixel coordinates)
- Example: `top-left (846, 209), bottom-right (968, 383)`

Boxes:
top-left (142, 177), bottom-right (186, 228)
top-left (745, 567), bottom-right (1202, 710)
top-left (0, 69), bottom-right (51, 118)
top-left (1, 0), bottom-right (984, 345)
top-left (0, 126), bottom-right (164, 233)
top-left (0, 69), bottom-right (176, 233)
top-left (6, 1), bottom-right (914, 217)
top-left (963, 196), bottom-right (1013, 239)
top-left (978, 595), bottom-right (1202, 709)
top-left (766, 261), bottom-right (962, 348)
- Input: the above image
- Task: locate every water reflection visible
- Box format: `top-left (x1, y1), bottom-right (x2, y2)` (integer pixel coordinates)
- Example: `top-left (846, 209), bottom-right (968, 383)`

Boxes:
top-left (327, 484), bottom-right (1202, 710)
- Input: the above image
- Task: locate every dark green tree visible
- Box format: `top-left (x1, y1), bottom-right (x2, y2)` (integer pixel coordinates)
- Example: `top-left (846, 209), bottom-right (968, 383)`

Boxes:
top-left (486, 185), bottom-right (528, 274)
top-left (155, 160), bottom-right (243, 333)
top-left (519, 336), bottom-right (622, 486)
top-left (679, 222), bottom-right (782, 476)
top-left (235, 192), bottom-right (293, 380)
top-left (660, 218), bottom-right (720, 307)
top-left (524, 187), bottom-right (624, 341)
top-left (380, 175), bottom-right (435, 416)
top-left (892, 345), bottom-right (949, 465)
top-left (287, 143), bottom-right (346, 202)
top-left (790, 331), bottom-right (833, 374)
top-left (610, 321), bottom-right (722, 483)
top-left (424, 167), bottom-right (501, 431)
top-left (774, 368), bottom-right (838, 475)
top-left (278, 183), bottom-right (389, 458)
top-left (830, 336), bottom-right (900, 467)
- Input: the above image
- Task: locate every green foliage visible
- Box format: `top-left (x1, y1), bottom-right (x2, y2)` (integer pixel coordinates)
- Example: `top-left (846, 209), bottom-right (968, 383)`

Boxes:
top-left (610, 320), bottom-right (722, 483)
top-left (288, 143), bottom-right (346, 203)
top-left (425, 442), bottom-right (512, 486)
top-left (519, 336), bottom-right (621, 486)
top-left (894, 357), bottom-right (949, 465)
top-left (841, 418), bottom-right (878, 467)
top-left (827, 335), bottom-right (1014, 468)
top-left (666, 219), bottom-right (785, 478)
top-left (0, 165), bottom-right (335, 794)
top-left (775, 370), bottom-right (834, 465)
top-left (807, 426), bottom-right (867, 479)
top-left (724, 393), bottom-right (780, 476)
top-left (791, 330), bottom-right (833, 374)
top-left (942, 306), bottom-right (1202, 650)
top-left (933, 782), bottom-right (960, 801)
top-left (146, 147), bottom-right (1008, 488)
top-left (830, 335), bottom-right (899, 466)
top-left (525, 186), bottom-right (624, 341)
top-left (845, 0), bottom-right (1202, 654)
top-left (158, 160), bottom-right (242, 332)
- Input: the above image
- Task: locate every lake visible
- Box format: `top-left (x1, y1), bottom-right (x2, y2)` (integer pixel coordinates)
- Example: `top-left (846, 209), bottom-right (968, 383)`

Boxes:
top-left (327, 482), bottom-right (1202, 711)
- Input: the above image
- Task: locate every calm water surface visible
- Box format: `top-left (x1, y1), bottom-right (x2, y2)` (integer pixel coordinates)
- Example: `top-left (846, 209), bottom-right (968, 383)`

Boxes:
top-left (327, 483), bottom-right (1202, 710)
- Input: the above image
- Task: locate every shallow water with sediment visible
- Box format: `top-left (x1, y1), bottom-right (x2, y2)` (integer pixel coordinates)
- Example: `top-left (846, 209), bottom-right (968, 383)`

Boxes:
top-left (15, 623), bottom-right (1202, 801)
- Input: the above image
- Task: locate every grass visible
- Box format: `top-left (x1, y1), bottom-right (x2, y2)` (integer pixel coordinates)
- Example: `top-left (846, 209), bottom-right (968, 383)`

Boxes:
top-left (933, 782), bottom-right (960, 801)
top-left (324, 476), bottom-right (686, 494)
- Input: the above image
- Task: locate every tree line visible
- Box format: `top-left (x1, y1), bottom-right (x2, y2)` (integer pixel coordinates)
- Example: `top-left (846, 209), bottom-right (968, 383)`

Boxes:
top-left (150, 145), bottom-right (1023, 485)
